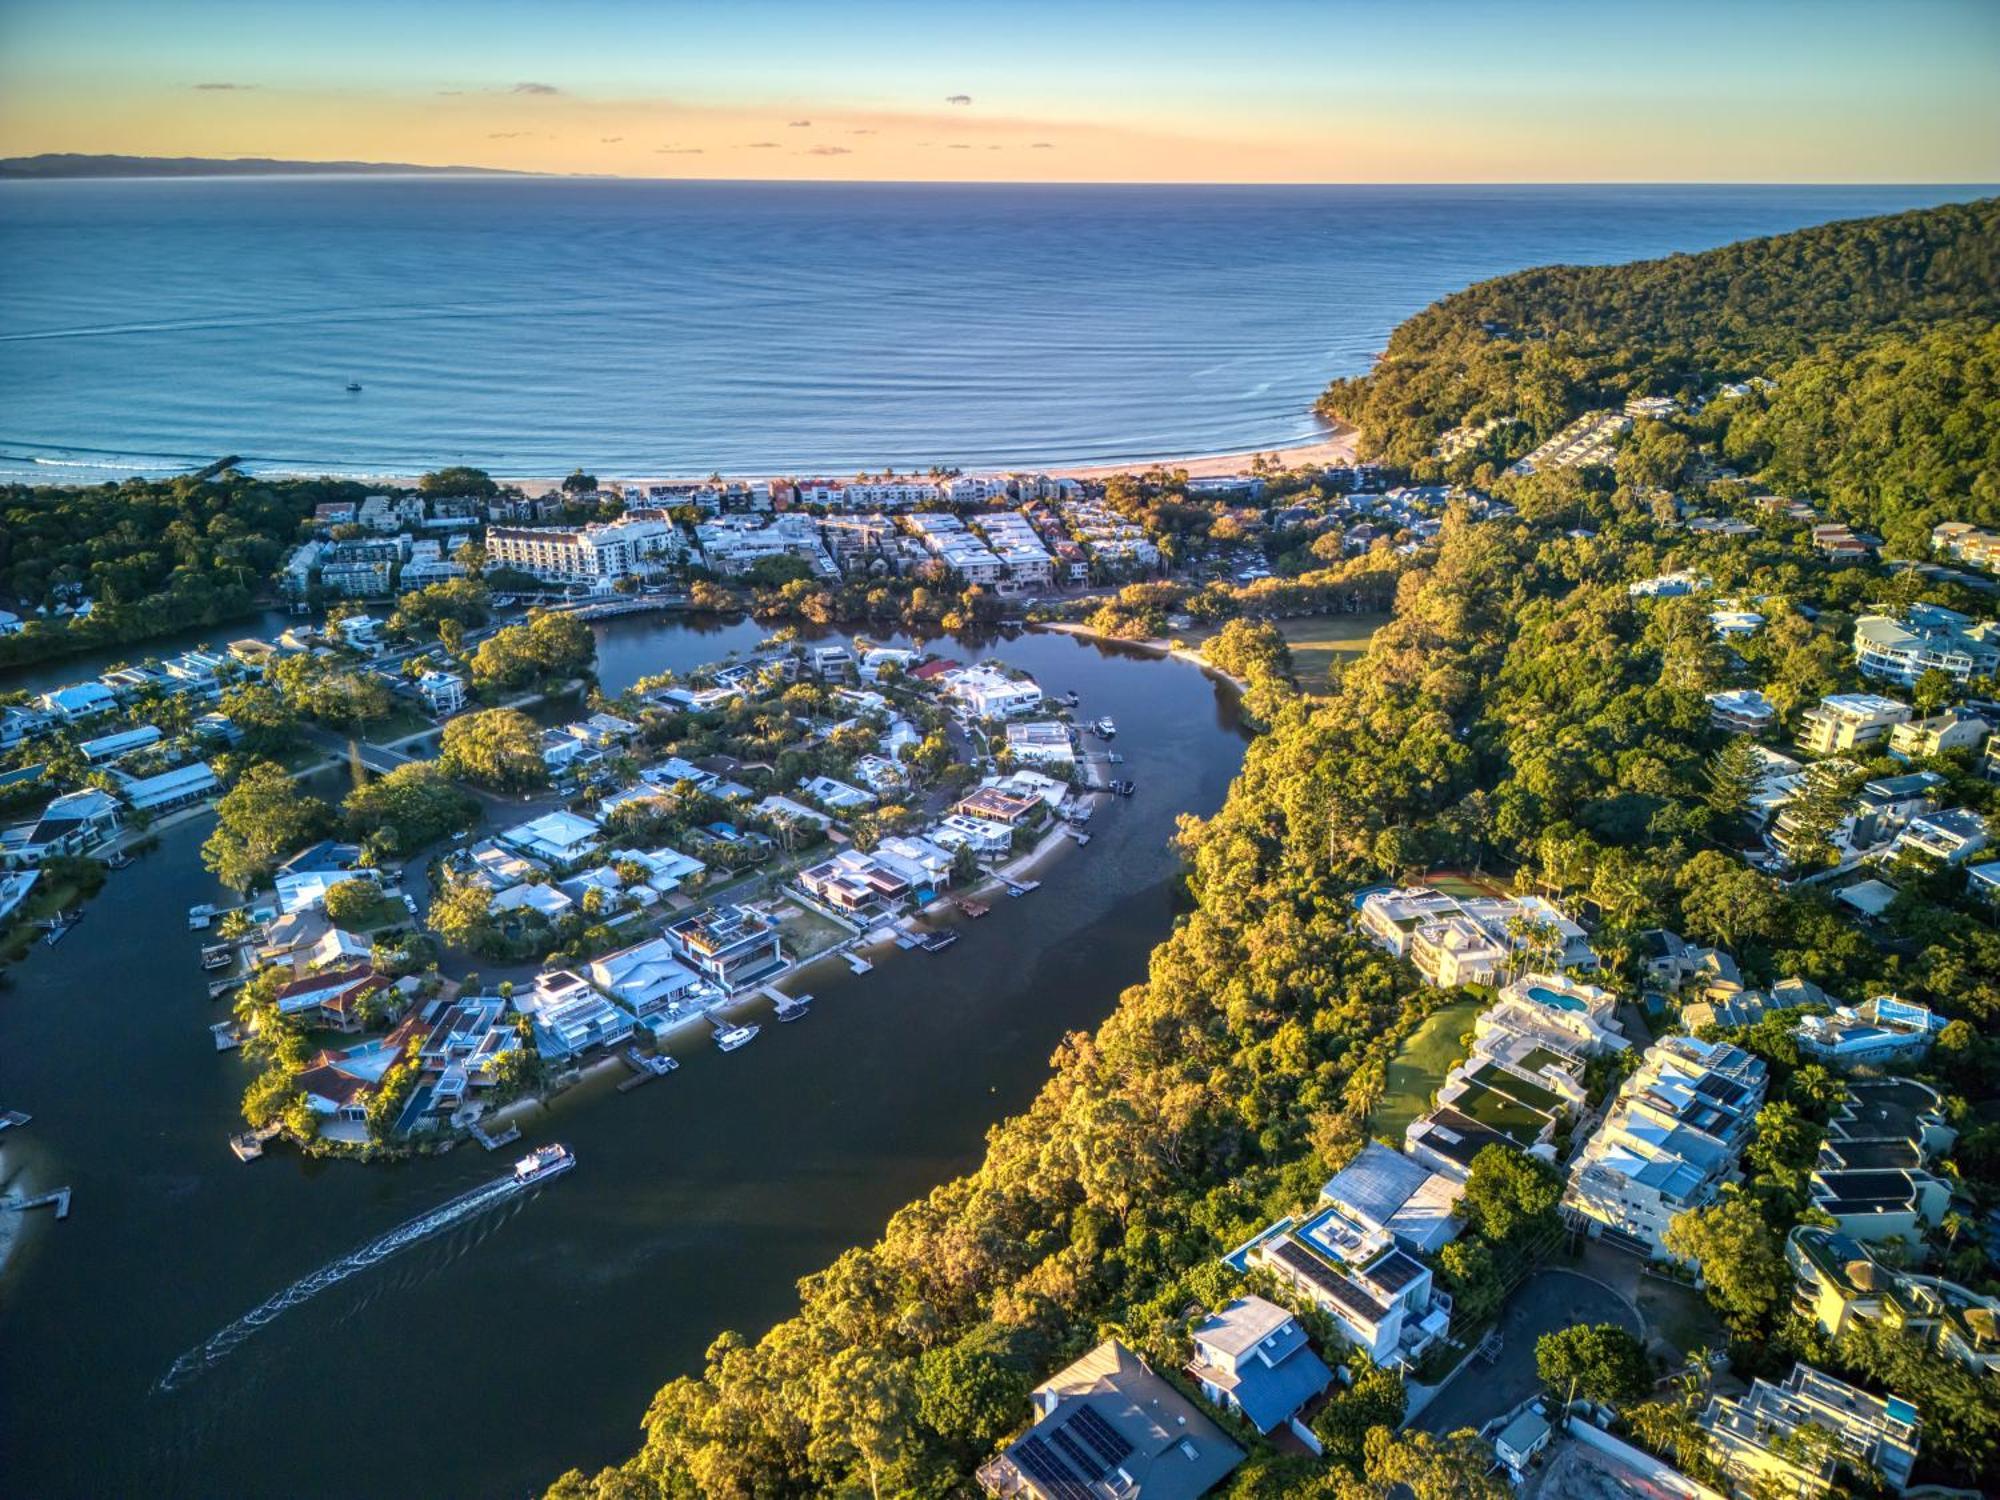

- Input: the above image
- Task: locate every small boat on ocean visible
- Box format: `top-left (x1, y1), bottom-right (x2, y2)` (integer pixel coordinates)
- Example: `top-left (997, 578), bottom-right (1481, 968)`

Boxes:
top-left (513, 1143), bottom-right (575, 1185)
top-left (1091, 717), bottom-right (1117, 739)
top-left (714, 1023), bottom-right (760, 1052)
top-left (345, 380), bottom-right (363, 392)
top-left (919, 929), bottom-right (960, 953)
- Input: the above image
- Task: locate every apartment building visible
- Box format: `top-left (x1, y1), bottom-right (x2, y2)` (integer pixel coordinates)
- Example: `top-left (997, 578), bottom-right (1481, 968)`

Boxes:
top-left (1808, 1079), bottom-right (1956, 1246)
top-left (665, 904), bottom-right (784, 992)
top-left (1853, 604), bottom-right (2000, 687)
top-left (971, 511), bottom-right (1056, 590)
top-left (1790, 1225), bottom-right (2000, 1376)
top-left (1562, 1035), bottom-right (1767, 1258)
top-left (1887, 707), bottom-right (1991, 762)
top-left (1357, 887), bottom-right (1593, 988)
top-left (1706, 688), bottom-right (1778, 736)
top-left (487, 512), bottom-right (684, 582)
top-left (1800, 694), bottom-right (1912, 757)
top-left (1794, 996), bottom-right (1944, 1069)
top-left (316, 540), bottom-right (402, 599)
top-left (1931, 520), bottom-right (2000, 573)
top-left (1699, 1363), bottom-right (1918, 1497)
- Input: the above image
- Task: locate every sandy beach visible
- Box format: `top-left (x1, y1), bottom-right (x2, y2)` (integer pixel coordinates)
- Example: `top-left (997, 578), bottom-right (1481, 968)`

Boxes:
top-left (245, 423), bottom-right (1361, 496)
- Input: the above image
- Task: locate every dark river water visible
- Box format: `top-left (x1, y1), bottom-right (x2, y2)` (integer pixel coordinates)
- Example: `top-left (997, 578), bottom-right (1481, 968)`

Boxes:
top-left (0, 616), bottom-right (1247, 1498)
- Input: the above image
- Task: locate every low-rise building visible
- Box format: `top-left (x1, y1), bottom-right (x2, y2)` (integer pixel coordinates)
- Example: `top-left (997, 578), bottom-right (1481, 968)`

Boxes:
top-left (1891, 806), bottom-right (1989, 865)
top-left (0, 788), bottom-right (122, 866)
top-left (1358, 887), bottom-right (1593, 988)
top-left (499, 810), bottom-right (602, 867)
top-left (587, 938), bottom-right (709, 1027)
top-left (1887, 707), bottom-right (1990, 763)
top-left (942, 664), bottom-right (1044, 719)
top-left (114, 761), bottom-right (219, 814)
top-left (1795, 996), bottom-right (1944, 1068)
top-left (797, 849), bottom-right (912, 913)
top-left (1789, 1226), bottom-right (2000, 1375)
top-left (1005, 719), bottom-right (1076, 766)
top-left (416, 670), bottom-right (466, 715)
top-left (1698, 1363), bottom-right (1918, 1497)
top-left (1808, 1079), bottom-right (1956, 1245)
top-left (976, 1339), bottom-right (1242, 1500)
top-left (1706, 688), bottom-right (1778, 735)
top-left (1186, 1297), bottom-right (1333, 1440)
top-left (514, 969), bottom-right (633, 1059)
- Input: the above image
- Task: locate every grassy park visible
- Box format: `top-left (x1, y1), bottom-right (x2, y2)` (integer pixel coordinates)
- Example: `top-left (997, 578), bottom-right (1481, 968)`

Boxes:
top-left (1369, 995), bottom-right (1483, 1140)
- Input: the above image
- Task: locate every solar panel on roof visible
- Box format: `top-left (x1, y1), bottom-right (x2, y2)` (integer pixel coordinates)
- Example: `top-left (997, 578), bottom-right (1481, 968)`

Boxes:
top-left (1010, 1436), bottom-right (1092, 1500)
top-left (1069, 1404), bottom-right (1134, 1467)
top-left (1050, 1425), bottom-right (1101, 1479)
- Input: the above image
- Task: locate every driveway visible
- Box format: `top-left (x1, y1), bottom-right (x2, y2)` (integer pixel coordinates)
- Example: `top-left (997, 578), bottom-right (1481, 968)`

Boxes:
top-left (1415, 1266), bottom-right (1642, 1437)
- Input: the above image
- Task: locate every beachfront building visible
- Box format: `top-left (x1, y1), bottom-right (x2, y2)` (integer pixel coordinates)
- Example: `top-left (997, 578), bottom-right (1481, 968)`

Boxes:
top-left (1801, 694), bottom-right (1913, 758)
top-left (666, 904), bottom-right (784, 993)
top-left (1852, 604), bottom-right (1999, 687)
top-left (1887, 708), bottom-right (1991, 763)
top-left (1562, 1035), bottom-right (1767, 1259)
top-left (976, 1339), bottom-right (1243, 1500)
top-left (1357, 886), bottom-right (1593, 989)
top-left (1698, 1363), bottom-right (1918, 1498)
top-left (1789, 1226), bottom-right (2000, 1376)
top-left (1186, 1297), bottom-right (1334, 1441)
top-left (486, 512), bottom-right (684, 584)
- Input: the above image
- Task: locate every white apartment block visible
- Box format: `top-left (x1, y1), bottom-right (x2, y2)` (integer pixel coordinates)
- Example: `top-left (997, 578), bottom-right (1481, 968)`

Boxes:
top-left (1563, 1035), bottom-right (1767, 1259)
top-left (695, 515), bottom-right (838, 580)
top-left (1700, 1363), bottom-right (1918, 1497)
top-left (486, 512), bottom-right (685, 582)
top-left (1932, 520), bottom-right (2000, 573)
top-left (1853, 605), bottom-right (2000, 686)
top-left (1801, 694), bottom-right (1912, 757)
top-left (1706, 688), bottom-right (1778, 735)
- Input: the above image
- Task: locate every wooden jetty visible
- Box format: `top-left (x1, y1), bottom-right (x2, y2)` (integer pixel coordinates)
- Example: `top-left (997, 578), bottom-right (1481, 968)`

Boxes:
top-left (471, 1121), bottom-right (524, 1150)
top-left (617, 1048), bottom-right (679, 1092)
top-left (1, 1187), bottom-right (72, 1220)
top-left (229, 1123), bottom-right (281, 1161)
top-left (843, 950), bottom-right (873, 973)
top-left (210, 1020), bottom-right (244, 1051)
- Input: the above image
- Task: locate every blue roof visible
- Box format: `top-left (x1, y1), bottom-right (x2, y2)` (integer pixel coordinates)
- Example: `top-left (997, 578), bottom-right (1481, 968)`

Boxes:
top-left (1228, 1342), bottom-right (1335, 1433)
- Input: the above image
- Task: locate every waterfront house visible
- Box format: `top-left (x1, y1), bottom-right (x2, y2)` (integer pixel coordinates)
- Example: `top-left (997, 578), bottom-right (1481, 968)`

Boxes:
top-left (666, 904), bottom-right (784, 992)
top-left (930, 813), bottom-right (1015, 856)
top-left (956, 786), bottom-right (1042, 826)
top-left (872, 834), bottom-right (955, 893)
top-left (0, 788), bottom-right (122, 866)
top-left (941, 664), bottom-right (1044, 719)
top-left (587, 938), bottom-right (709, 1026)
top-left (798, 849), bottom-right (912, 914)
top-left (272, 965), bottom-right (390, 1032)
top-left (976, 1339), bottom-right (1243, 1500)
top-left (1698, 1363), bottom-right (1918, 1498)
top-left (1186, 1297), bottom-right (1333, 1441)
top-left (500, 810), bottom-right (603, 868)
top-left (113, 761), bottom-right (220, 815)
top-left (36, 681), bottom-right (117, 721)
top-left (1357, 887), bottom-right (1594, 987)
top-left (1005, 719), bottom-right (1076, 766)
top-left (514, 969), bottom-right (633, 1060)
top-left (296, 1063), bottom-right (372, 1125)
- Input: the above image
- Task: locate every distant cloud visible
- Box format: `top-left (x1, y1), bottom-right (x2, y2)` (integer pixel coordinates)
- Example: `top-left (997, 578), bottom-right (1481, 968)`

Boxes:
top-left (787, 119), bottom-right (811, 127)
top-left (656, 147), bottom-right (705, 154)
top-left (744, 141), bottom-right (780, 149)
top-left (806, 146), bottom-right (851, 156)
top-left (1030, 141), bottom-right (1055, 149)
top-left (436, 90), bottom-right (464, 97)
top-left (487, 132), bottom-right (530, 139)
top-left (193, 82), bottom-right (255, 91)
top-left (947, 143), bottom-right (972, 150)
top-left (512, 81), bottom-right (560, 95)
top-left (849, 129), bottom-right (877, 136)
top-left (986, 145), bottom-right (1002, 151)
top-left (600, 136), bottom-right (623, 144)
top-left (945, 94), bottom-right (972, 106)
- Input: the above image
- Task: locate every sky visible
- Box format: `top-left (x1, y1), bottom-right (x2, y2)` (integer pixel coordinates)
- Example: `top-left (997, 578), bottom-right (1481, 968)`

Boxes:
top-left (1, 0), bottom-right (1996, 183)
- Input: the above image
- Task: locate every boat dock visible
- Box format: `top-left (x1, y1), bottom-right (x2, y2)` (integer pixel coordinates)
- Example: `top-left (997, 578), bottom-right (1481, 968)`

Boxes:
top-left (918, 929), bottom-right (960, 952)
top-left (470, 1121), bottom-right (524, 1150)
top-left (617, 1048), bottom-right (680, 1091)
top-left (210, 1020), bottom-right (245, 1051)
top-left (229, 1123), bottom-right (281, 1161)
top-left (997, 876), bottom-right (1041, 897)
top-left (1, 1187), bottom-right (72, 1220)
top-left (842, 950), bottom-right (872, 973)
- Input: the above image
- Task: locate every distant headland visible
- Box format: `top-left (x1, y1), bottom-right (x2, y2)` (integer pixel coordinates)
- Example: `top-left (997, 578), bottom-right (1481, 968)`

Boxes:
top-left (0, 154), bottom-right (532, 180)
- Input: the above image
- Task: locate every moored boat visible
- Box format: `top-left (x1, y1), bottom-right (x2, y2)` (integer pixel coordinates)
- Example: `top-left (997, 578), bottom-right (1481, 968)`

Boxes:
top-left (714, 1023), bottom-right (760, 1051)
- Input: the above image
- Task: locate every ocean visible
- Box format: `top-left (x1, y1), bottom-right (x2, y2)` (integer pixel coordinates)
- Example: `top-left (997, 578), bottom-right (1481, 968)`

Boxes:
top-left (0, 178), bottom-right (1988, 483)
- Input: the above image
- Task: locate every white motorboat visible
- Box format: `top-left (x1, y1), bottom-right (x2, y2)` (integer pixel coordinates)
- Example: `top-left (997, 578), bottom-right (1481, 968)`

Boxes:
top-left (714, 1023), bottom-right (760, 1052)
top-left (513, 1143), bottom-right (575, 1184)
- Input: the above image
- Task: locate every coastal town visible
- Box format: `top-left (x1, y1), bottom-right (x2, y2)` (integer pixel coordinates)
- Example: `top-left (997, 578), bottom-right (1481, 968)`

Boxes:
top-left (7, 260), bottom-right (2000, 1499)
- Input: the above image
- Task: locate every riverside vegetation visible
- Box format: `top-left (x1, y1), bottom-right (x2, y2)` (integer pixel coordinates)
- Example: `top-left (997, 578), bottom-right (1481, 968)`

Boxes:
top-left (541, 199), bottom-right (2000, 1497)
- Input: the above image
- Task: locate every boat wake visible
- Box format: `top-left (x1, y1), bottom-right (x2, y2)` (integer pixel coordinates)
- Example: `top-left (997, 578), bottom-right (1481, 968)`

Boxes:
top-left (155, 1171), bottom-right (528, 1394)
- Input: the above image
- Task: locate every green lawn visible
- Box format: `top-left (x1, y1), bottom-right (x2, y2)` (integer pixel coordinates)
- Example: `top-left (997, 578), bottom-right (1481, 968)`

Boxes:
top-left (1371, 996), bottom-right (1484, 1140)
top-left (1276, 612), bottom-right (1390, 693)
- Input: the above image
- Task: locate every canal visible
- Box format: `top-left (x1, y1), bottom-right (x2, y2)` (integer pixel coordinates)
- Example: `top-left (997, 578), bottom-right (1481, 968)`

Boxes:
top-left (0, 616), bottom-right (1249, 1498)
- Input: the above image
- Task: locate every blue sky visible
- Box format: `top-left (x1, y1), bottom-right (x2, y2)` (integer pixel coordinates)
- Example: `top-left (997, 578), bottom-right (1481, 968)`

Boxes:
top-left (3, 0), bottom-right (1995, 181)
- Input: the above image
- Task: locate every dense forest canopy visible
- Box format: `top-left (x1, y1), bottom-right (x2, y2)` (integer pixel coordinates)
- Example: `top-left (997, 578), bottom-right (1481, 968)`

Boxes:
top-left (1320, 196), bottom-right (2000, 544)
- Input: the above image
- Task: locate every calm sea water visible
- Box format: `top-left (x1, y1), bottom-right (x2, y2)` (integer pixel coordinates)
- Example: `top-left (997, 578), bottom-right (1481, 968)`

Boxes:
top-left (0, 179), bottom-right (1988, 483)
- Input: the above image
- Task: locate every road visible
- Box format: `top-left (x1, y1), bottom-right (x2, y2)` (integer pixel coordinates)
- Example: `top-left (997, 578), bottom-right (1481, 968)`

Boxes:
top-left (1415, 1266), bottom-right (1643, 1438)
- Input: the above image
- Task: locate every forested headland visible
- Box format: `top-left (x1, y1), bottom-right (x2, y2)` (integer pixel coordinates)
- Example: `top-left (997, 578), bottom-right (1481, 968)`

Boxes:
top-left (544, 197), bottom-right (2000, 1499)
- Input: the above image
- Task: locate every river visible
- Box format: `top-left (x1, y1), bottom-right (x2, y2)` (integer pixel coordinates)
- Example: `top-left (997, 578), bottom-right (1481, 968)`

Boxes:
top-left (0, 616), bottom-right (1248, 1498)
